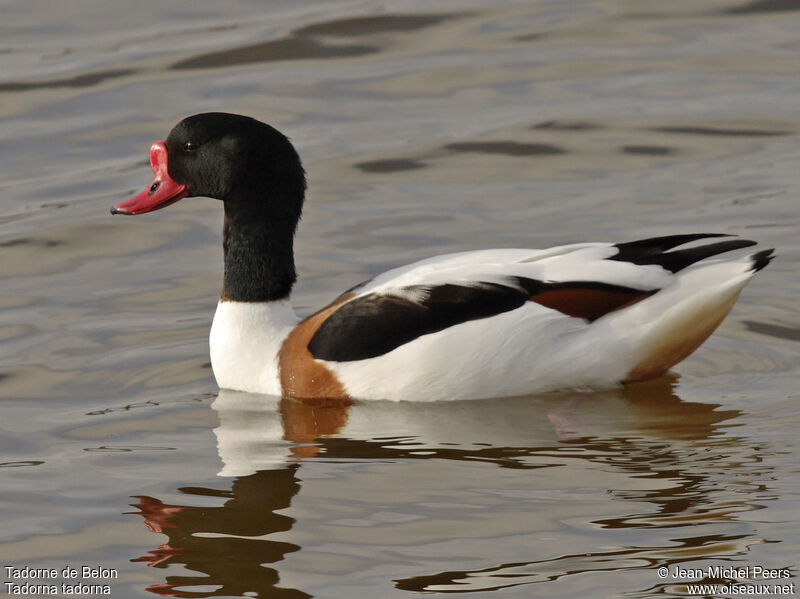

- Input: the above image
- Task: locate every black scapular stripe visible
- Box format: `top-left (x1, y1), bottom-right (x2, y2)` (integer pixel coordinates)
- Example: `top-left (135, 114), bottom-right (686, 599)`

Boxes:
top-left (308, 278), bottom-right (656, 362)
top-left (308, 283), bottom-right (528, 362)
top-left (610, 233), bottom-right (757, 273)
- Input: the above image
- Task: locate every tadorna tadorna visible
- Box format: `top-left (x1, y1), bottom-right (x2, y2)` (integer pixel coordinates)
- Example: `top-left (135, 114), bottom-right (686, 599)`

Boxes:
top-left (112, 112), bottom-right (773, 402)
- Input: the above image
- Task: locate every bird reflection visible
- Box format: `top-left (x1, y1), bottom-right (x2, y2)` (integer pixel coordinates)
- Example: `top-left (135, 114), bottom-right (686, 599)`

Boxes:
top-left (130, 377), bottom-right (763, 598)
top-left (131, 466), bottom-right (306, 598)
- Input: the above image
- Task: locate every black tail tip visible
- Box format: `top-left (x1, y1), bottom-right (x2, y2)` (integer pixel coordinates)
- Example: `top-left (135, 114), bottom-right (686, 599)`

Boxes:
top-left (750, 248), bottom-right (775, 272)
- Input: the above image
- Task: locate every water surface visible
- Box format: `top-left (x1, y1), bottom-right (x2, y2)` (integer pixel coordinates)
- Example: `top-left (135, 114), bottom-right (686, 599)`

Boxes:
top-left (1, 1), bottom-right (798, 597)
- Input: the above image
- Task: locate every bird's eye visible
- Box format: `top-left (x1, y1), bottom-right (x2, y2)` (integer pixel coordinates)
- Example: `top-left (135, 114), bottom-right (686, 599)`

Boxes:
top-left (184, 141), bottom-right (198, 152)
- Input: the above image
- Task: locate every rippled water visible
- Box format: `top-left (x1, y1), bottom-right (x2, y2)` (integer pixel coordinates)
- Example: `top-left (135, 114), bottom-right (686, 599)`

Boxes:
top-left (1, 0), bottom-right (798, 597)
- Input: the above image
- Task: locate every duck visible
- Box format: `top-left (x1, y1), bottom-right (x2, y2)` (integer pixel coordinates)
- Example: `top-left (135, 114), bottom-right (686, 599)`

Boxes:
top-left (111, 112), bottom-right (774, 402)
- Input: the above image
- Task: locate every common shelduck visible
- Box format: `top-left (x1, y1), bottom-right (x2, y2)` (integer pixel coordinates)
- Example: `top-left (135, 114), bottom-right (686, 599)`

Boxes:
top-left (111, 113), bottom-right (773, 402)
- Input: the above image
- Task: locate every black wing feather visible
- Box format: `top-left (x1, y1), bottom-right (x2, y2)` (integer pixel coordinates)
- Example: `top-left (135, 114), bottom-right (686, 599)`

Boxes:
top-left (308, 283), bottom-right (528, 362)
top-left (611, 234), bottom-right (757, 273)
top-left (613, 233), bottom-right (730, 253)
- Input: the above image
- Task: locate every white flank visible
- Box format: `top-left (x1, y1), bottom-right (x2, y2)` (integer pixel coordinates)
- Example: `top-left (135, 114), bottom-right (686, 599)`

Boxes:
top-left (593, 255), bottom-right (758, 378)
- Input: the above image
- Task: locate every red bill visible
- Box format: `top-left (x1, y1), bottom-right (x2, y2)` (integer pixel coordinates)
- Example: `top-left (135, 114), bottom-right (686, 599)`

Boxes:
top-left (112, 141), bottom-right (188, 215)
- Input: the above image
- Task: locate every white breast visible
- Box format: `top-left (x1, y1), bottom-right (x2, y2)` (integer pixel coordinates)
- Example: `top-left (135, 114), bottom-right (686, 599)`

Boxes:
top-left (209, 300), bottom-right (298, 395)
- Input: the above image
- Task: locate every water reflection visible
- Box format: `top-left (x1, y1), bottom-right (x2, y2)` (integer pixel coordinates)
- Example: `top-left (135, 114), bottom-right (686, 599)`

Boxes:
top-left (394, 531), bottom-right (753, 594)
top-left (725, 0), bottom-right (800, 15)
top-left (0, 68), bottom-right (136, 92)
top-left (171, 12), bottom-right (462, 70)
top-left (533, 120), bottom-right (602, 131)
top-left (741, 320), bottom-right (800, 342)
top-left (649, 126), bottom-right (790, 137)
top-left (131, 469), bottom-right (306, 598)
top-left (128, 378), bottom-right (777, 597)
top-left (354, 158), bottom-right (427, 173)
top-left (620, 144), bottom-right (676, 156)
top-left (444, 141), bottom-right (566, 156)
top-left (342, 115), bottom-right (800, 186)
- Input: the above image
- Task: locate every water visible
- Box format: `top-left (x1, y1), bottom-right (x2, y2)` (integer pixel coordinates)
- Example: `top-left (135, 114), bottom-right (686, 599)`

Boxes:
top-left (1, 0), bottom-right (798, 597)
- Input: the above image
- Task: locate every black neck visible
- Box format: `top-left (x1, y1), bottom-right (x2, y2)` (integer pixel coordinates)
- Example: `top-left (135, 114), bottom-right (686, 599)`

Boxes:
top-left (221, 198), bottom-right (297, 302)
